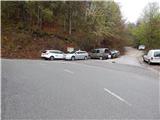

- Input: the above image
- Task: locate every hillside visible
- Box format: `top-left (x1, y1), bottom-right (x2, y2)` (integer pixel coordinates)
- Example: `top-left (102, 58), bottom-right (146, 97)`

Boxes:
top-left (1, 1), bottom-right (131, 59)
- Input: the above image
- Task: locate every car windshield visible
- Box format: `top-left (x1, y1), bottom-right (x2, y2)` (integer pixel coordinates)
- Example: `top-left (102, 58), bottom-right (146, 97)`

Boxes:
top-left (68, 51), bottom-right (76, 54)
top-left (91, 49), bottom-right (97, 53)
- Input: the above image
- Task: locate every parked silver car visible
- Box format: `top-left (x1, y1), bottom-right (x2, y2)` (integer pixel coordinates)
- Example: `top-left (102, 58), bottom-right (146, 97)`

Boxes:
top-left (65, 50), bottom-right (88, 61)
top-left (89, 48), bottom-right (111, 60)
top-left (41, 50), bottom-right (65, 60)
top-left (110, 50), bottom-right (120, 58)
top-left (143, 49), bottom-right (160, 64)
top-left (138, 45), bottom-right (145, 50)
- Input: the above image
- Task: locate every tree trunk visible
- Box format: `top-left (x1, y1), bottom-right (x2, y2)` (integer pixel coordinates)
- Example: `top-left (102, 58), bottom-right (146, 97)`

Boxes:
top-left (64, 19), bottom-right (66, 32)
top-left (68, 2), bottom-right (72, 35)
top-left (69, 13), bottom-right (72, 35)
top-left (37, 5), bottom-right (40, 28)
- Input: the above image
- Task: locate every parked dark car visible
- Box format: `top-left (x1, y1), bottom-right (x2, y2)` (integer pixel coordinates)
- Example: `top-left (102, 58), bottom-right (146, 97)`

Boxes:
top-left (89, 48), bottom-right (111, 60)
top-left (110, 50), bottom-right (120, 58)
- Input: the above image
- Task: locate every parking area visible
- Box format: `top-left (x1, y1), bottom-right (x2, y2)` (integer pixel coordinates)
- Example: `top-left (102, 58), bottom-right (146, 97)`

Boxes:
top-left (58, 47), bottom-right (159, 72)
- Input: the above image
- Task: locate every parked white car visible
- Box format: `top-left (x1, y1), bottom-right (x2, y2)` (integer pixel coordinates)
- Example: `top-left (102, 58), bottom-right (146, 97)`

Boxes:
top-left (143, 49), bottom-right (160, 64)
top-left (65, 50), bottom-right (88, 60)
top-left (138, 45), bottom-right (145, 50)
top-left (41, 50), bottom-right (65, 60)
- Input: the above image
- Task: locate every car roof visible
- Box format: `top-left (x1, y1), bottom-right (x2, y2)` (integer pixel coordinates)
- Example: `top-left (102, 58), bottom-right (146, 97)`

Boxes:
top-left (94, 48), bottom-right (109, 50)
top-left (45, 50), bottom-right (62, 52)
top-left (139, 45), bottom-right (145, 46)
top-left (75, 50), bottom-right (86, 52)
top-left (68, 50), bottom-right (87, 53)
top-left (149, 49), bottom-right (160, 52)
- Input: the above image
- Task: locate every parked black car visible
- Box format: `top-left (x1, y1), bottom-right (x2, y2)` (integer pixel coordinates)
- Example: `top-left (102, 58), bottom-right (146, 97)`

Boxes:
top-left (110, 50), bottom-right (120, 58)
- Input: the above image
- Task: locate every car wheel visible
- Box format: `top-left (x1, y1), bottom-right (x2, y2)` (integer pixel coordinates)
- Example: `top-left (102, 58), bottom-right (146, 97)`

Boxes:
top-left (143, 59), bottom-right (146, 62)
top-left (71, 56), bottom-right (75, 61)
top-left (50, 56), bottom-right (54, 61)
top-left (99, 56), bottom-right (103, 60)
top-left (148, 60), bottom-right (151, 65)
top-left (84, 56), bottom-right (88, 60)
top-left (143, 58), bottom-right (146, 62)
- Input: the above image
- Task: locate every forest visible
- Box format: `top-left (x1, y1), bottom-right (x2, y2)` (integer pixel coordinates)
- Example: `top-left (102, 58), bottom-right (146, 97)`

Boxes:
top-left (1, 1), bottom-right (160, 58)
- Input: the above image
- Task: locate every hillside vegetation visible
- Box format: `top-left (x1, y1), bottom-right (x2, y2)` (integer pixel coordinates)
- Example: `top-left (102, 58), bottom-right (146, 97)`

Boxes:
top-left (127, 2), bottom-right (160, 50)
top-left (1, 1), bottom-right (159, 59)
top-left (1, 1), bottom-right (129, 58)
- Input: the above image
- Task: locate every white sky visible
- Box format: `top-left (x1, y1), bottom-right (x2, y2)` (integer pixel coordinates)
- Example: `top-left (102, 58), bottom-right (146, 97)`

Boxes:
top-left (115, 0), bottom-right (160, 23)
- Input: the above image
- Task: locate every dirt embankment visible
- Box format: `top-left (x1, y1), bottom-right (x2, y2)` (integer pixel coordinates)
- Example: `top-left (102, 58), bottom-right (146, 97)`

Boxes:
top-left (1, 30), bottom-right (70, 59)
top-left (1, 29), bottom-right (125, 59)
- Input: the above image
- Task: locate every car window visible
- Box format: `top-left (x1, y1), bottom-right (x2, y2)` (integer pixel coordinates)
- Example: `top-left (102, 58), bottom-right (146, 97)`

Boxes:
top-left (105, 49), bottom-right (110, 53)
top-left (96, 50), bottom-right (100, 53)
top-left (80, 52), bottom-right (86, 54)
top-left (76, 52), bottom-right (80, 54)
top-left (57, 51), bottom-right (63, 54)
top-left (50, 51), bottom-right (60, 54)
top-left (50, 51), bottom-right (56, 53)
top-left (91, 49), bottom-right (96, 53)
top-left (154, 51), bottom-right (160, 57)
top-left (70, 51), bottom-right (76, 54)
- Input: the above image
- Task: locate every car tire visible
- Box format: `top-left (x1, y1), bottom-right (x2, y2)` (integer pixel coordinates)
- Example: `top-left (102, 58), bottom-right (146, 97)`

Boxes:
top-left (84, 56), bottom-right (88, 60)
top-left (71, 56), bottom-right (75, 61)
top-left (148, 60), bottom-right (151, 65)
top-left (143, 59), bottom-right (146, 62)
top-left (143, 58), bottom-right (146, 62)
top-left (50, 56), bottom-right (54, 61)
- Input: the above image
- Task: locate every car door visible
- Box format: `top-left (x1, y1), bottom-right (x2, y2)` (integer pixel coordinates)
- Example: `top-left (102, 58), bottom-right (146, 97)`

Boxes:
top-left (77, 52), bottom-right (82, 59)
top-left (104, 49), bottom-right (111, 58)
top-left (50, 51), bottom-right (58, 58)
top-left (95, 49), bottom-right (101, 58)
top-left (74, 52), bottom-right (79, 59)
top-left (90, 49), bottom-right (96, 58)
top-left (80, 52), bottom-right (85, 59)
top-left (57, 51), bottom-right (64, 59)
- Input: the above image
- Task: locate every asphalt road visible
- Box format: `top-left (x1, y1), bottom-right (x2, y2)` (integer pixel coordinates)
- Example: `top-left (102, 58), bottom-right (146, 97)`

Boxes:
top-left (1, 58), bottom-right (160, 119)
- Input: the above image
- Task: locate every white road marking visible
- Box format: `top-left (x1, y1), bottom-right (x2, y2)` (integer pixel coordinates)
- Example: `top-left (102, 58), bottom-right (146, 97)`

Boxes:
top-left (104, 88), bottom-right (132, 106)
top-left (64, 69), bottom-right (74, 74)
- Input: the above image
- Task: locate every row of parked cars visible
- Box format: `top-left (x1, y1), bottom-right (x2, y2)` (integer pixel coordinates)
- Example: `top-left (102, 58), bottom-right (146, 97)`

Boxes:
top-left (41, 48), bottom-right (120, 61)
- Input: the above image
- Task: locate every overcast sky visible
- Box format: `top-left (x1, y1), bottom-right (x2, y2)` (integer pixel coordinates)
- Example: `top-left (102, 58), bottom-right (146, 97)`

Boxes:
top-left (115, 0), bottom-right (160, 23)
